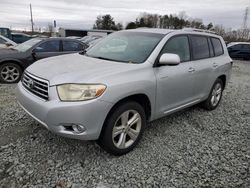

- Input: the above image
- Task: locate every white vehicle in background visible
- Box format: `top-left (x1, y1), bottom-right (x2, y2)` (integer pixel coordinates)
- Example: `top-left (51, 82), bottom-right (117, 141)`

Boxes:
top-left (0, 35), bottom-right (17, 49)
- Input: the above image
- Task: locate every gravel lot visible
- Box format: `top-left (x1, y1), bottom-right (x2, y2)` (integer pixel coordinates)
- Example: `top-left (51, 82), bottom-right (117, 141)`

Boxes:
top-left (0, 60), bottom-right (249, 188)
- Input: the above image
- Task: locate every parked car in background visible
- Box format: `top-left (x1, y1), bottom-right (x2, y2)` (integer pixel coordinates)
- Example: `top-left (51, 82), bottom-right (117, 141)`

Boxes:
top-left (0, 35), bottom-right (17, 49)
top-left (0, 38), bottom-right (88, 83)
top-left (0, 27), bottom-right (12, 39)
top-left (16, 28), bottom-right (232, 155)
top-left (11, 33), bottom-right (33, 44)
top-left (227, 42), bottom-right (250, 60)
top-left (79, 35), bottom-right (103, 46)
top-left (88, 38), bottom-right (102, 47)
top-left (67, 36), bottom-right (82, 39)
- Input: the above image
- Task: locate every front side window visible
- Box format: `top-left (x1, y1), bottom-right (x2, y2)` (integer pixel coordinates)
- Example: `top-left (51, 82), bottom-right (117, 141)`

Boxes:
top-left (242, 44), bottom-right (250, 49)
top-left (63, 41), bottom-right (83, 51)
top-left (230, 44), bottom-right (242, 50)
top-left (86, 31), bottom-right (164, 64)
top-left (190, 35), bottom-right (210, 60)
top-left (160, 35), bottom-right (190, 62)
top-left (35, 40), bottom-right (60, 52)
top-left (211, 38), bottom-right (224, 56)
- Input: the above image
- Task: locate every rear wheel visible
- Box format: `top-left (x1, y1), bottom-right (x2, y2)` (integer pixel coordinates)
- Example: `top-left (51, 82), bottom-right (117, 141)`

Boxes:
top-left (202, 78), bottom-right (223, 111)
top-left (0, 63), bottom-right (22, 83)
top-left (98, 101), bottom-right (146, 156)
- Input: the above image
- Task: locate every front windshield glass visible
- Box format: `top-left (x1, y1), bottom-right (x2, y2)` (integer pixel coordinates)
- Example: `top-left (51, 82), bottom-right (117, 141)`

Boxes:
top-left (86, 31), bottom-right (164, 64)
top-left (14, 38), bottom-right (42, 52)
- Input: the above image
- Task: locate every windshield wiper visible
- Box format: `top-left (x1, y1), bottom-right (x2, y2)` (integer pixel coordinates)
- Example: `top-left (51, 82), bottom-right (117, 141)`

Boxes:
top-left (93, 56), bottom-right (116, 61)
top-left (91, 56), bottom-right (137, 63)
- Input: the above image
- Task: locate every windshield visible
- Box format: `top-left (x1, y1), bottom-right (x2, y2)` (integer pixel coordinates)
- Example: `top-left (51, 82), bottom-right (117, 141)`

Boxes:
top-left (14, 38), bottom-right (41, 52)
top-left (86, 31), bottom-right (164, 64)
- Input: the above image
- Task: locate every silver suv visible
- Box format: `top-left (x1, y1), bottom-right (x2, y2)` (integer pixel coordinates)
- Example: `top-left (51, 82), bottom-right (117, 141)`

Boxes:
top-left (16, 28), bottom-right (232, 155)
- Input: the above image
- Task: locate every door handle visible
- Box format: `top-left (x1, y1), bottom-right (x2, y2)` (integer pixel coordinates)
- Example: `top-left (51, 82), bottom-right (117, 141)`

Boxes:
top-left (188, 67), bottom-right (195, 73)
top-left (213, 63), bottom-right (218, 68)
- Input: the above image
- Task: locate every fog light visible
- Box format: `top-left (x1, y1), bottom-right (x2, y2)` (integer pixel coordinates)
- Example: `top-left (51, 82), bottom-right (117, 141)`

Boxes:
top-left (72, 124), bottom-right (86, 133)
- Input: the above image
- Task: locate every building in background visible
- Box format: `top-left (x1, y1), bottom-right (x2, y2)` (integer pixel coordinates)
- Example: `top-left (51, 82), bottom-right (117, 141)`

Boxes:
top-left (58, 28), bottom-right (113, 37)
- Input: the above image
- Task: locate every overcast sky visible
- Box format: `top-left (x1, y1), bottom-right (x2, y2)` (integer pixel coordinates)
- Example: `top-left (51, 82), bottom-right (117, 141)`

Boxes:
top-left (0, 0), bottom-right (249, 31)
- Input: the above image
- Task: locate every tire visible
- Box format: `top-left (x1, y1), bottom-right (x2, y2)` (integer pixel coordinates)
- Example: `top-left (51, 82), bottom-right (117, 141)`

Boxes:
top-left (0, 63), bottom-right (22, 83)
top-left (98, 101), bottom-right (146, 156)
top-left (202, 78), bottom-right (223, 111)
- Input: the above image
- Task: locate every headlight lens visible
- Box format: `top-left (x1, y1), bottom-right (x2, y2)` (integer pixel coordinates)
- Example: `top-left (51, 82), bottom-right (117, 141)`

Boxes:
top-left (57, 84), bottom-right (106, 101)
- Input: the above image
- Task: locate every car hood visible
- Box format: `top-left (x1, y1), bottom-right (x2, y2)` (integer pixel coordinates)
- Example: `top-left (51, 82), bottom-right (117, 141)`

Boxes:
top-left (26, 53), bottom-right (144, 86)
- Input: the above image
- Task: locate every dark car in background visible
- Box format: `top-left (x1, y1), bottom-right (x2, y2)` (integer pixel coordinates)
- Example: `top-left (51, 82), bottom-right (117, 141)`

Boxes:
top-left (227, 42), bottom-right (250, 60)
top-left (11, 33), bottom-right (33, 44)
top-left (0, 38), bottom-right (88, 83)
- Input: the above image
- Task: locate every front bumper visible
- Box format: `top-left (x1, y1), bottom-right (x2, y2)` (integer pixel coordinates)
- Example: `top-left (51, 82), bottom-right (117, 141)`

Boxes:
top-left (16, 82), bottom-right (113, 140)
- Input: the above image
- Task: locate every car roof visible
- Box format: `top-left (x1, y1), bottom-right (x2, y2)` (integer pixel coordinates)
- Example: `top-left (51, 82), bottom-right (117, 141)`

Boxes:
top-left (124, 28), bottom-right (174, 35)
top-left (123, 28), bottom-right (221, 38)
top-left (34, 37), bottom-right (80, 41)
top-left (228, 42), bottom-right (250, 46)
top-left (11, 33), bottom-right (31, 37)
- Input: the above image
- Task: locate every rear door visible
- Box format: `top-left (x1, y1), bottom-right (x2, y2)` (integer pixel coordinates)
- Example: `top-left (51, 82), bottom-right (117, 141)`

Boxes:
top-left (189, 35), bottom-right (214, 99)
top-left (33, 40), bottom-right (62, 60)
top-left (191, 35), bottom-right (225, 99)
top-left (154, 35), bottom-right (196, 115)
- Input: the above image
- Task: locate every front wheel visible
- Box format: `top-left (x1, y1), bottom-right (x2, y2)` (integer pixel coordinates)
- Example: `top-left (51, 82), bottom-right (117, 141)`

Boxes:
top-left (202, 78), bottom-right (223, 111)
top-left (0, 63), bottom-right (22, 83)
top-left (98, 101), bottom-right (146, 156)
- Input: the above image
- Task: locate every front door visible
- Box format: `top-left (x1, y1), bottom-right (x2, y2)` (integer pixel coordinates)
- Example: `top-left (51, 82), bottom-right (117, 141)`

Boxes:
top-left (33, 40), bottom-right (62, 61)
top-left (154, 35), bottom-right (196, 116)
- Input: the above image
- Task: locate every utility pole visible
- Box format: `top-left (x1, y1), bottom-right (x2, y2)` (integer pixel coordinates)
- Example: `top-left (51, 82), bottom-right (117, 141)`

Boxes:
top-left (242, 7), bottom-right (249, 39)
top-left (242, 7), bottom-right (249, 29)
top-left (30, 4), bottom-right (34, 34)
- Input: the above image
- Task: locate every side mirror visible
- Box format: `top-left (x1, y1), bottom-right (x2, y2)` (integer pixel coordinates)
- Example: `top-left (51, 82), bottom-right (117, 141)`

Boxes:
top-left (159, 53), bottom-right (180, 65)
top-left (5, 42), bottom-right (13, 47)
top-left (33, 46), bottom-right (43, 52)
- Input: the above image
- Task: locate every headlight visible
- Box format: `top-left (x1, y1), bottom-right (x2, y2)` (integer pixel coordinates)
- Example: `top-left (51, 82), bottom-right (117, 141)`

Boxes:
top-left (57, 84), bottom-right (106, 101)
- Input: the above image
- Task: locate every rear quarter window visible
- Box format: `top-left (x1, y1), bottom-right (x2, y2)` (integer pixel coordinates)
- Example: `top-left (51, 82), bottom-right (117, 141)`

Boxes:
top-left (211, 37), bottom-right (224, 56)
top-left (190, 35), bottom-right (210, 60)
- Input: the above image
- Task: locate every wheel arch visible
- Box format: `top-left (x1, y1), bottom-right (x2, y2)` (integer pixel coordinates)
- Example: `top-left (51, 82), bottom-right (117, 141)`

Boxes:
top-left (217, 74), bottom-right (226, 89)
top-left (99, 93), bottom-right (152, 138)
top-left (0, 59), bottom-right (24, 71)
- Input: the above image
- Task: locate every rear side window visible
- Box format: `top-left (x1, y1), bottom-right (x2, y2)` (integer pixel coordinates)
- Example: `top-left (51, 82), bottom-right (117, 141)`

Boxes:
top-left (211, 38), bottom-right (224, 56)
top-left (36, 40), bottom-right (60, 52)
top-left (161, 35), bottom-right (190, 62)
top-left (63, 41), bottom-right (83, 51)
top-left (190, 35), bottom-right (209, 60)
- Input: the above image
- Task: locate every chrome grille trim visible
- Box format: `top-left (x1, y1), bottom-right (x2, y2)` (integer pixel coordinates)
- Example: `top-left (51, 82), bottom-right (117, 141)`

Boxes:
top-left (22, 71), bottom-right (49, 100)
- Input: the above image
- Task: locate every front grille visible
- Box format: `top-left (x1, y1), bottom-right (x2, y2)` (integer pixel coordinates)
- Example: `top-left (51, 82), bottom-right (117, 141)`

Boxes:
top-left (22, 72), bottom-right (49, 100)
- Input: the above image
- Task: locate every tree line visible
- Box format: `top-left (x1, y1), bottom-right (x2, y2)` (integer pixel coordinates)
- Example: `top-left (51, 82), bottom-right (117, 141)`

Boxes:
top-left (93, 12), bottom-right (250, 42)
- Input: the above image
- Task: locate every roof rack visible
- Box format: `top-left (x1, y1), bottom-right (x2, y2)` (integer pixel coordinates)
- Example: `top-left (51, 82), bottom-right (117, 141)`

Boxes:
top-left (182, 28), bottom-right (217, 34)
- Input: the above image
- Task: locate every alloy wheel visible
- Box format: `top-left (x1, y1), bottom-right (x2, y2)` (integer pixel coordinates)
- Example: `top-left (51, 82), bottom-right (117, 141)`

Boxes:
top-left (0, 65), bottom-right (20, 82)
top-left (211, 83), bottom-right (222, 107)
top-left (112, 110), bottom-right (142, 149)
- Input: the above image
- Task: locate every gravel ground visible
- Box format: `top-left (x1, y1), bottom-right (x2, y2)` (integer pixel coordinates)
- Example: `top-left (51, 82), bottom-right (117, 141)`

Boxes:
top-left (0, 60), bottom-right (249, 188)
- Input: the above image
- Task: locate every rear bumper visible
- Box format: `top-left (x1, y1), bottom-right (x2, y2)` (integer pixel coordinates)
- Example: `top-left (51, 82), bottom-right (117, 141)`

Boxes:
top-left (16, 82), bottom-right (113, 140)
